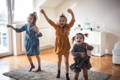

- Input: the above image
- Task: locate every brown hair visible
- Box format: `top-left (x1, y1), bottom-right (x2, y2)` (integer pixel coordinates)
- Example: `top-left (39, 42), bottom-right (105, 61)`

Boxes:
top-left (60, 14), bottom-right (67, 21)
top-left (72, 33), bottom-right (88, 43)
top-left (29, 12), bottom-right (37, 25)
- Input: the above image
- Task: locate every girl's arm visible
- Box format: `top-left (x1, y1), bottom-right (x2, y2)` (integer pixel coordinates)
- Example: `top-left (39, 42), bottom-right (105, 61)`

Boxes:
top-left (40, 9), bottom-right (57, 29)
top-left (86, 43), bottom-right (94, 56)
top-left (7, 25), bottom-right (16, 30)
top-left (67, 9), bottom-right (75, 28)
top-left (71, 44), bottom-right (80, 56)
top-left (32, 26), bottom-right (43, 38)
top-left (7, 24), bottom-right (26, 32)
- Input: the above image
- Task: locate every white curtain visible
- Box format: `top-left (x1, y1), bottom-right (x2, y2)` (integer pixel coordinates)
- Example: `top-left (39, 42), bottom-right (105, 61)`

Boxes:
top-left (6, 0), bottom-right (14, 24)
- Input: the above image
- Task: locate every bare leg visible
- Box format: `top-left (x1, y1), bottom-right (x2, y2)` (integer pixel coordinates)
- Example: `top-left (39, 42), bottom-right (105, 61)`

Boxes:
top-left (83, 68), bottom-right (88, 80)
top-left (64, 54), bottom-right (70, 80)
top-left (56, 54), bottom-right (62, 78)
top-left (74, 72), bottom-right (79, 80)
top-left (27, 56), bottom-right (35, 72)
top-left (35, 55), bottom-right (41, 72)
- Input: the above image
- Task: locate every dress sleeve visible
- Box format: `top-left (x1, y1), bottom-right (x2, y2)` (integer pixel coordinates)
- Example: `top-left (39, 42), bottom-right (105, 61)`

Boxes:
top-left (47, 19), bottom-right (58, 29)
top-left (71, 44), bottom-right (80, 56)
top-left (35, 32), bottom-right (43, 38)
top-left (15, 24), bottom-right (26, 32)
top-left (68, 17), bottom-right (75, 28)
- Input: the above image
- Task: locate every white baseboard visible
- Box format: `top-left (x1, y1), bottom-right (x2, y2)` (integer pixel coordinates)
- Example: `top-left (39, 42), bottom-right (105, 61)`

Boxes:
top-left (0, 52), bottom-right (13, 57)
top-left (40, 45), bottom-right (54, 50)
top-left (92, 53), bottom-right (104, 56)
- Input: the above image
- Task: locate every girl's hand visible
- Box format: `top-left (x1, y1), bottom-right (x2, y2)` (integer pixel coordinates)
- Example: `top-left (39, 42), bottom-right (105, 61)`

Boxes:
top-left (67, 9), bottom-right (73, 14)
top-left (40, 9), bottom-right (45, 14)
top-left (7, 24), bottom-right (13, 28)
top-left (33, 26), bottom-right (39, 32)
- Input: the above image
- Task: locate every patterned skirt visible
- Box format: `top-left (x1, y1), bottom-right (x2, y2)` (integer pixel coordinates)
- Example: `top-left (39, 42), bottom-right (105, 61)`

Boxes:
top-left (70, 56), bottom-right (92, 73)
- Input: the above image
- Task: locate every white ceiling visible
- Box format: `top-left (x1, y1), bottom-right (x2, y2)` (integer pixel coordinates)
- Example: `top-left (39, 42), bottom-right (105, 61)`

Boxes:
top-left (41, 0), bottom-right (67, 7)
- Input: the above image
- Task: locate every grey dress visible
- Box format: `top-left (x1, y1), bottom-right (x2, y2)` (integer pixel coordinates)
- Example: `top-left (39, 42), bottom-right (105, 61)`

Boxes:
top-left (70, 43), bottom-right (93, 73)
top-left (15, 24), bottom-right (42, 56)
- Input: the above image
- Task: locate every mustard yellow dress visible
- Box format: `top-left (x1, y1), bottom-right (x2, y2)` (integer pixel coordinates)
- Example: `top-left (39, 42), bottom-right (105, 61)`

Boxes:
top-left (47, 18), bottom-right (75, 55)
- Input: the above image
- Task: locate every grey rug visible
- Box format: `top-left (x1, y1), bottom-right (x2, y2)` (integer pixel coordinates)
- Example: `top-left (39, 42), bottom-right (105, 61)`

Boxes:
top-left (3, 62), bottom-right (111, 80)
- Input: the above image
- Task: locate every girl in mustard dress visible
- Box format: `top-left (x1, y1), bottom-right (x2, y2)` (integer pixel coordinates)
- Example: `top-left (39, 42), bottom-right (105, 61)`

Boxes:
top-left (40, 9), bottom-right (75, 80)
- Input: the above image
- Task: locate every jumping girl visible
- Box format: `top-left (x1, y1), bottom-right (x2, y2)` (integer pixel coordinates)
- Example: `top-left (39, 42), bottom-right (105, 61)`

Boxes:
top-left (7, 12), bottom-right (42, 72)
top-left (70, 33), bottom-right (93, 80)
top-left (40, 9), bottom-right (75, 80)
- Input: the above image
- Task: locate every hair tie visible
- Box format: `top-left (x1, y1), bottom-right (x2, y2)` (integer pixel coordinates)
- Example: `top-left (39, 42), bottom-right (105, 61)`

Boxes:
top-left (84, 33), bottom-right (88, 37)
top-left (60, 13), bottom-right (66, 17)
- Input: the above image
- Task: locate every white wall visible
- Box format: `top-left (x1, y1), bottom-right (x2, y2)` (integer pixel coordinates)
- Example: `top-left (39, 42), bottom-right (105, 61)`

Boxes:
top-left (56, 0), bottom-right (120, 54)
top-left (13, 0), bottom-right (120, 55)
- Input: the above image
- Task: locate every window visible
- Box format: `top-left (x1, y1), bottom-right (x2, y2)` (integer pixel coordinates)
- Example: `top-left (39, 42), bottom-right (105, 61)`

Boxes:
top-left (0, 0), bottom-right (9, 53)
top-left (0, 0), bottom-right (34, 54)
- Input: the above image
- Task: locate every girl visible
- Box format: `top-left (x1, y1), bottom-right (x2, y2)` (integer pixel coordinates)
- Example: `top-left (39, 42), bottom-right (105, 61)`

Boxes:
top-left (40, 9), bottom-right (75, 80)
top-left (70, 33), bottom-right (93, 80)
top-left (7, 12), bottom-right (42, 72)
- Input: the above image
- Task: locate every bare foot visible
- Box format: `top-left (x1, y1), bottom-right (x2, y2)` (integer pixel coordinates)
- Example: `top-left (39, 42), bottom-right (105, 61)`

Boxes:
top-left (29, 65), bottom-right (35, 72)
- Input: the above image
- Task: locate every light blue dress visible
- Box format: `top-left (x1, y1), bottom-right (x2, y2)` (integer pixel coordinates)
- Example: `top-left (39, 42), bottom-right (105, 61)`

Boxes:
top-left (15, 24), bottom-right (42, 56)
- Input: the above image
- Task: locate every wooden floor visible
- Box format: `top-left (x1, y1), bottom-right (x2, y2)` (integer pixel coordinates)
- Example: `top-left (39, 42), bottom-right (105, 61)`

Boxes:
top-left (0, 48), bottom-right (120, 80)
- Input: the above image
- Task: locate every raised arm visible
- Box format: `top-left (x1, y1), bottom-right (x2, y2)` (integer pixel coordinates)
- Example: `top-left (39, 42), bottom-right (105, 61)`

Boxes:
top-left (67, 9), bottom-right (75, 28)
top-left (40, 9), bottom-right (57, 29)
top-left (7, 24), bottom-right (26, 32)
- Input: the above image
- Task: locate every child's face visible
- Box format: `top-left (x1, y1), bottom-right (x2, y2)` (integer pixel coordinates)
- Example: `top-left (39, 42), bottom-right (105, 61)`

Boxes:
top-left (27, 16), bottom-right (34, 25)
top-left (75, 34), bottom-right (84, 44)
top-left (59, 17), bottom-right (67, 27)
